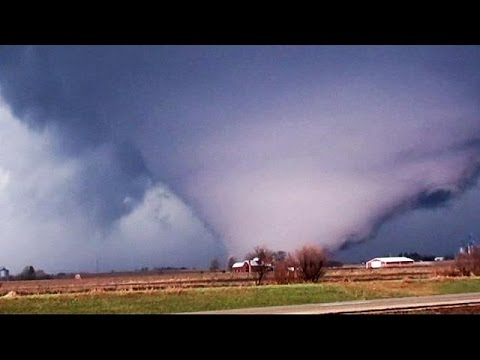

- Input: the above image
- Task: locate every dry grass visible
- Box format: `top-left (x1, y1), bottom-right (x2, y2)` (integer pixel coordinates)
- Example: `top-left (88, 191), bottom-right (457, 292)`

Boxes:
top-left (340, 279), bottom-right (439, 297)
top-left (0, 262), bottom-right (455, 297)
top-left (433, 266), bottom-right (461, 277)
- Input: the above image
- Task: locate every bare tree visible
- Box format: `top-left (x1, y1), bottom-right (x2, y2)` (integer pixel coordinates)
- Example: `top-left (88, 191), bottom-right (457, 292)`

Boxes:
top-left (227, 256), bottom-right (237, 271)
top-left (248, 246), bottom-right (274, 286)
top-left (455, 245), bottom-right (480, 276)
top-left (292, 245), bottom-right (327, 283)
top-left (272, 250), bottom-right (287, 262)
top-left (210, 258), bottom-right (220, 272)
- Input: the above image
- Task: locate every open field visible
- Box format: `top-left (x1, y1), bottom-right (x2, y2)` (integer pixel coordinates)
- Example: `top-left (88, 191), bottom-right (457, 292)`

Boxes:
top-left (1, 275), bottom-right (480, 314)
top-left (0, 283), bottom-right (374, 314)
top-left (0, 262), bottom-right (453, 296)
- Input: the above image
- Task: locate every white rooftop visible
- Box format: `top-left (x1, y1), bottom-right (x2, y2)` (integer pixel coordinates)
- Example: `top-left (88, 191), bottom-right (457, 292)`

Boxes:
top-left (232, 262), bottom-right (247, 268)
top-left (231, 259), bottom-right (262, 268)
top-left (367, 257), bottom-right (414, 263)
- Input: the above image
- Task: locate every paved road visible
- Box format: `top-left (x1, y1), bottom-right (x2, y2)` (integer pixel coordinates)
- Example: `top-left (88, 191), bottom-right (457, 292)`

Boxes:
top-left (188, 292), bottom-right (480, 314)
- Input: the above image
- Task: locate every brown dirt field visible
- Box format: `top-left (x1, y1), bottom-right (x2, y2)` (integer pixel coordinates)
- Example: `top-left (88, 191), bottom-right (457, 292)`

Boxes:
top-left (0, 261), bottom-right (456, 296)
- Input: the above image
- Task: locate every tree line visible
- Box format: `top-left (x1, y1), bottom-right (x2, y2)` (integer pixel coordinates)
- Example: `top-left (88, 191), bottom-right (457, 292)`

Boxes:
top-left (397, 252), bottom-right (454, 261)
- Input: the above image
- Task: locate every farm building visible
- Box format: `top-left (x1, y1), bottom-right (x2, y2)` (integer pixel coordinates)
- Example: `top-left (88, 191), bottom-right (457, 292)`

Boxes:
top-left (366, 256), bottom-right (414, 269)
top-left (231, 258), bottom-right (272, 273)
top-left (232, 261), bottom-right (250, 272)
top-left (0, 267), bottom-right (9, 279)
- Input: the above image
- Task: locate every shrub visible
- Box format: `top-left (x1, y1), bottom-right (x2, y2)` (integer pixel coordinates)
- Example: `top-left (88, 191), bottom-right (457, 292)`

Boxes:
top-left (274, 260), bottom-right (289, 285)
top-left (291, 245), bottom-right (327, 283)
top-left (455, 246), bottom-right (480, 276)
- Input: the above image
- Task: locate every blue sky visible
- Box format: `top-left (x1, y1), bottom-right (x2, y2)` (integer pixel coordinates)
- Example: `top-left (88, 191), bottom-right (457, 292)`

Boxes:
top-left (0, 45), bottom-right (479, 272)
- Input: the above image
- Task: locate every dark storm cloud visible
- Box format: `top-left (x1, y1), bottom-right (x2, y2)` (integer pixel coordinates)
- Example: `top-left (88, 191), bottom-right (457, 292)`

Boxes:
top-left (0, 46), bottom-right (157, 226)
top-left (0, 46), bottom-right (228, 272)
top-left (416, 189), bottom-right (453, 208)
top-left (0, 99), bottom-right (223, 273)
top-left (1, 45), bottom-right (480, 270)
top-left (0, 46), bottom-right (109, 147)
